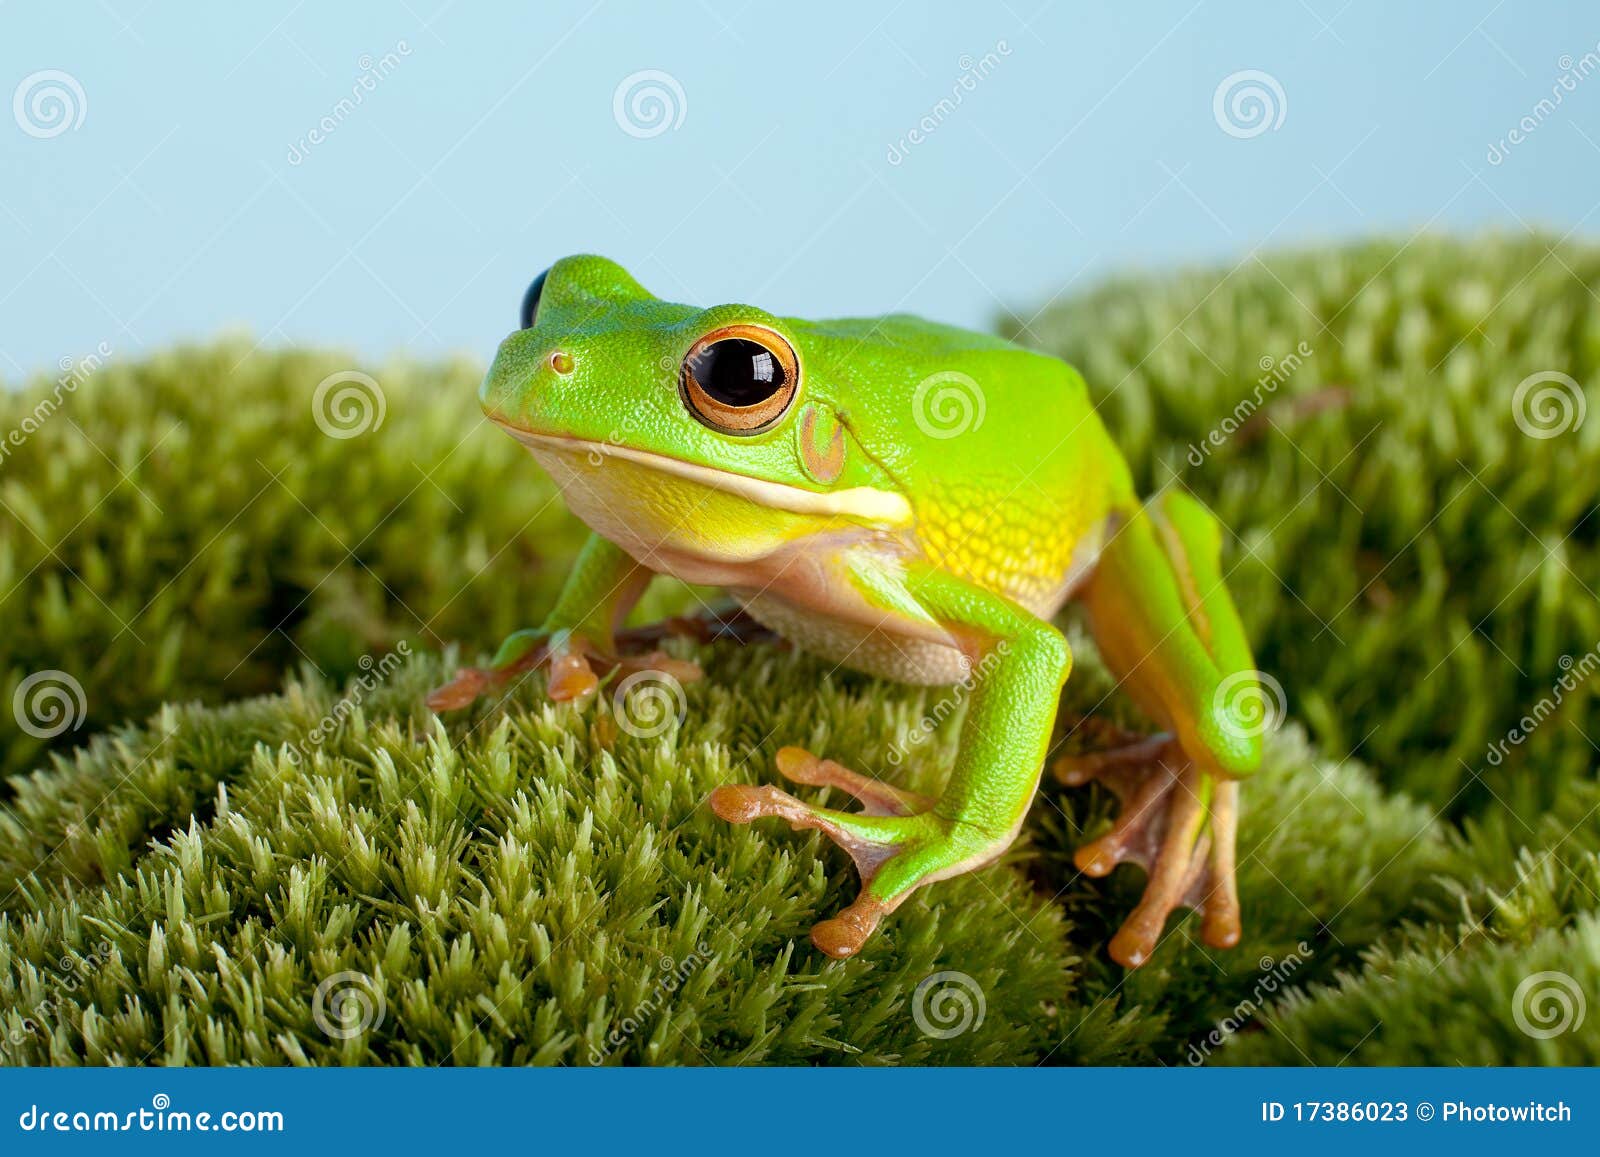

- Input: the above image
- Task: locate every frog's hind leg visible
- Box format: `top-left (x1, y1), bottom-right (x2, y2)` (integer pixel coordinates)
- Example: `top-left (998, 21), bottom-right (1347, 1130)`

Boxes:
top-left (1057, 489), bottom-right (1263, 968)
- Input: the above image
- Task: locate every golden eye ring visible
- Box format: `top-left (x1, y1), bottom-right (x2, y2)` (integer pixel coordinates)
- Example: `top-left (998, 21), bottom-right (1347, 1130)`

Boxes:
top-left (679, 324), bottom-right (799, 435)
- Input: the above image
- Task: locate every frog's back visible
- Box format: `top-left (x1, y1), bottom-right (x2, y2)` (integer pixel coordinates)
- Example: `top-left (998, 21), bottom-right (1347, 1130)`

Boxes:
top-left (798, 313), bottom-right (1133, 615)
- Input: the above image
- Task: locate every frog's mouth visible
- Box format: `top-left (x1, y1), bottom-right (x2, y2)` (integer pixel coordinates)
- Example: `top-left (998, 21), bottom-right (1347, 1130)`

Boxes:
top-left (503, 429), bottom-right (911, 527)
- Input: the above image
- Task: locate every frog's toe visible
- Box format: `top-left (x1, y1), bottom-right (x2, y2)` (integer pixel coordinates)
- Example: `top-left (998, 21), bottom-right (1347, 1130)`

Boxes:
top-left (774, 746), bottom-right (934, 817)
top-left (1059, 738), bottom-right (1242, 968)
top-left (708, 783), bottom-right (905, 882)
top-left (711, 753), bottom-right (974, 960)
top-left (425, 666), bottom-right (493, 713)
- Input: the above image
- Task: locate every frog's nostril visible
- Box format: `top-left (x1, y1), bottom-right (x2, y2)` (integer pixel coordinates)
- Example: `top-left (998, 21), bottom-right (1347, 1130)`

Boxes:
top-left (548, 350), bottom-right (574, 374)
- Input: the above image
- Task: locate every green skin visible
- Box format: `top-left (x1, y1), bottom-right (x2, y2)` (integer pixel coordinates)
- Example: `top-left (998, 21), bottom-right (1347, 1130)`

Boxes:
top-left (435, 255), bottom-right (1265, 968)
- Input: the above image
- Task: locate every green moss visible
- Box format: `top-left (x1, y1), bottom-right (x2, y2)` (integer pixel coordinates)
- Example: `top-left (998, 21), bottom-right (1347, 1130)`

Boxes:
top-left (0, 647), bottom-right (1074, 1065)
top-left (4, 234), bottom-right (1599, 1065)
top-left (1009, 233), bottom-right (1600, 820)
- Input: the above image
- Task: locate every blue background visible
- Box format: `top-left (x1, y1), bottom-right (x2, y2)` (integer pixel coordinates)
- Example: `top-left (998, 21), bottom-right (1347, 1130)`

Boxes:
top-left (2, 1), bottom-right (1597, 379)
top-left (2, 1068), bottom-right (1593, 1151)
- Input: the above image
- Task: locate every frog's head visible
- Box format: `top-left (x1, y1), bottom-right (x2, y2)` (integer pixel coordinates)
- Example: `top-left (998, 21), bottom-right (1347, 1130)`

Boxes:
top-left (479, 255), bottom-right (911, 574)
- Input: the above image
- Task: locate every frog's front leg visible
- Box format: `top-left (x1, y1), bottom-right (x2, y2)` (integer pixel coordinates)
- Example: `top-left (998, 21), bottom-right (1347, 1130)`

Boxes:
top-left (711, 562), bottom-right (1070, 958)
top-left (428, 533), bottom-right (700, 711)
top-left (1055, 489), bottom-right (1264, 968)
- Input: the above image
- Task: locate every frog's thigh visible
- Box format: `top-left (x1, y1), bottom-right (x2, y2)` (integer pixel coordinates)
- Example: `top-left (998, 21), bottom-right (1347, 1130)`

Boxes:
top-left (1078, 491), bottom-right (1262, 778)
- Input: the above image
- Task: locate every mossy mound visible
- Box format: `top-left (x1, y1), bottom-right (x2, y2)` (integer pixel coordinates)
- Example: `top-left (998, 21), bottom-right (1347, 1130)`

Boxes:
top-left (1010, 233), bottom-right (1600, 820)
top-left (3, 234), bottom-right (1598, 1064)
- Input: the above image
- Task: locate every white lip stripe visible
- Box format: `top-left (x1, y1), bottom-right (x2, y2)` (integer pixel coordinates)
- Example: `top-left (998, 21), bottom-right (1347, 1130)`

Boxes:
top-left (506, 428), bottom-right (913, 526)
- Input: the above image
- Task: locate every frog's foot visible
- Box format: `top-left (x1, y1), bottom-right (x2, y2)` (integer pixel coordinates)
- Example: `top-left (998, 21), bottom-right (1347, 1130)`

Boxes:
top-left (709, 746), bottom-right (982, 959)
top-left (426, 628), bottom-right (702, 713)
top-left (1054, 737), bottom-right (1241, 968)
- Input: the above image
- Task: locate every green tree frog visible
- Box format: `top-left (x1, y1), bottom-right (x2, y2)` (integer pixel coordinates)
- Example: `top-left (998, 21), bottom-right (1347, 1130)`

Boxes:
top-left (431, 256), bottom-right (1264, 968)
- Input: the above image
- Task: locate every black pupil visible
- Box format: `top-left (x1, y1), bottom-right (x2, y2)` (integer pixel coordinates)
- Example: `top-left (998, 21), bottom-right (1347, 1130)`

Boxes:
top-left (688, 339), bottom-right (784, 407)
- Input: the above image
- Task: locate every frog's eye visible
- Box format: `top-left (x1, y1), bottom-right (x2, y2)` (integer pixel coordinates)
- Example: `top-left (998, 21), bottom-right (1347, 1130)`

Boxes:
top-left (519, 267), bottom-right (551, 330)
top-left (679, 324), bottom-right (799, 435)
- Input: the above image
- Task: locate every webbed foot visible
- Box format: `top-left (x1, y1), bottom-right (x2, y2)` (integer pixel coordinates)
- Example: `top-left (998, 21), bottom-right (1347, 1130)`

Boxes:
top-left (710, 746), bottom-right (993, 959)
top-left (1055, 736), bottom-right (1241, 968)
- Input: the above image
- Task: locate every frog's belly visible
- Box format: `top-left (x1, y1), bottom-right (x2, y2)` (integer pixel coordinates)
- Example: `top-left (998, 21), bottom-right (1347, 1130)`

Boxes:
top-left (737, 591), bottom-right (970, 686)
